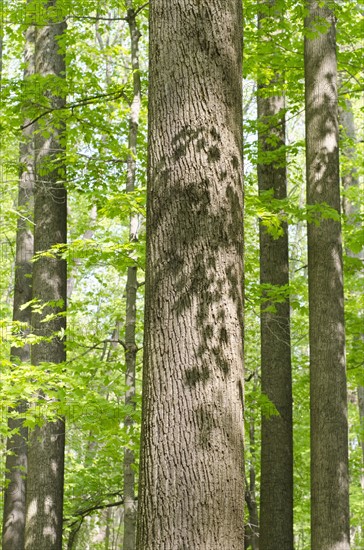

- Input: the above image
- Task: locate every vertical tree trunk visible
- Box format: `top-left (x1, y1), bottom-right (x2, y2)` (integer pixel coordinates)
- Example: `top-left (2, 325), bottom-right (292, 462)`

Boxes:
top-left (257, 4), bottom-right (293, 549)
top-left (137, 2), bottom-right (245, 548)
top-left (2, 20), bottom-right (35, 550)
top-left (339, 97), bottom-right (364, 491)
top-left (123, 5), bottom-right (141, 549)
top-left (304, 2), bottom-right (350, 548)
top-left (244, 375), bottom-right (259, 550)
top-left (24, 2), bottom-right (67, 549)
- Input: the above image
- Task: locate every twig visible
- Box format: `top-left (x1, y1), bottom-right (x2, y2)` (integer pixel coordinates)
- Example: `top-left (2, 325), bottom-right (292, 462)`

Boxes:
top-left (20, 88), bottom-right (129, 130)
top-left (65, 496), bottom-right (128, 529)
top-left (65, 338), bottom-right (126, 364)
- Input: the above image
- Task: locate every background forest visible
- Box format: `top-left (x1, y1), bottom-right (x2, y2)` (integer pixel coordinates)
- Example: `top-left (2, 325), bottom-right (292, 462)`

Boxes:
top-left (0, 0), bottom-right (363, 549)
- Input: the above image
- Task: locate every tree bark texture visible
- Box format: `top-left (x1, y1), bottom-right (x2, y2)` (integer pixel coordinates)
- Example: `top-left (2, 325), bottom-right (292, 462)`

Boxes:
top-left (25, 2), bottom-right (67, 549)
top-left (2, 23), bottom-right (35, 550)
top-left (257, 95), bottom-right (293, 550)
top-left (137, 2), bottom-right (245, 548)
top-left (257, 4), bottom-right (293, 548)
top-left (305, 3), bottom-right (350, 548)
top-left (123, 5), bottom-right (141, 550)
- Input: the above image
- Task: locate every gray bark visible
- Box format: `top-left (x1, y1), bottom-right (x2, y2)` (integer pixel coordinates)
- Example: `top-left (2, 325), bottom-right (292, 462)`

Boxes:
top-left (304, 2), bottom-right (350, 548)
top-left (339, 96), bottom-right (364, 491)
top-left (257, 5), bottom-right (293, 549)
top-left (122, 6), bottom-right (141, 550)
top-left (2, 20), bottom-right (35, 550)
top-left (136, 1), bottom-right (245, 548)
top-left (24, 2), bottom-right (67, 549)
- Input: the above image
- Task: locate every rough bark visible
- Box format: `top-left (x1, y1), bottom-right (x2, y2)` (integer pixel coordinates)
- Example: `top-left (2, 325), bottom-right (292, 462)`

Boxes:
top-left (24, 2), bottom-right (67, 549)
top-left (304, 2), bottom-right (350, 548)
top-left (2, 20), bottom-right (35, 550)
top-left (136, 2), bottom-right (245, 548)
top-left (123, 5), bottom-right (141, 550)
top-left (257, 5), bottom-right (293, 549)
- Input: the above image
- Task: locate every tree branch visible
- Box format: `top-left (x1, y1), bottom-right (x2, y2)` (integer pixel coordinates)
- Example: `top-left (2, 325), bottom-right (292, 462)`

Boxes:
top-left (64, 496), bottom-right (127, 529)
top-left (66, 338), bottom-right (126, 364)
top-left (66, 3), bottom-right (149, 22)
top-left (20, 88), bottom-right (129, 130)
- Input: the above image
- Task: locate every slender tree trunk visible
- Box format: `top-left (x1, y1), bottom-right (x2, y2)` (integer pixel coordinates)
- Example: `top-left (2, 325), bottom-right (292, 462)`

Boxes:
top-left (2, 21), bottom-right (35, 550)
top-left (24, 2), bottom-right (67, 549)
top-left (339, 97), bottom-right (364, 491)
top-left (257, 4), bottom-right (293, 548)
top-left (304, 2), bottom-right (350, 548)
top-left (137, 2), bottom-right (245, 548)
top-left (244, 374), bottom-right (259, 550)
top-left (123, 5), bottom-right (141, 549)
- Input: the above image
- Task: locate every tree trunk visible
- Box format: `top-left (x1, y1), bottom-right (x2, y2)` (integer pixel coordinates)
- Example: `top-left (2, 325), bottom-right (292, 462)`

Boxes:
top-left (257, 4), bottom-right (293, 548)
top-left (244, 375), bottom-right (259, 550)
top-left (24, 2), bottom-right (67, 549)
top-left (304, 2), bottom-right (350, 548)
top-left (339, 96), bottom-right (364, 492)
top-left (136, 2), bottom-right (245, 548)
top-left (2, 19), bottom-right (35, 550)
top-left (123, 5), bottom-right (141, 550)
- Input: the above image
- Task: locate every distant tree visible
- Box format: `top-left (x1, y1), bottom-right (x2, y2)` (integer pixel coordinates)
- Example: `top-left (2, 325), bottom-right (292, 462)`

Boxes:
top-left (304, 2), bottom-right (350, 547)
top-left (244, 372), bottom-right (259, 550)
top-left (123, 3), bottom-right (142, 549)
top-left (339, 94), bottom-right (364, 495)
top-left (136, 0), bottom-right (245, 547)
top-left (257, 2), bottom-right (293, 548)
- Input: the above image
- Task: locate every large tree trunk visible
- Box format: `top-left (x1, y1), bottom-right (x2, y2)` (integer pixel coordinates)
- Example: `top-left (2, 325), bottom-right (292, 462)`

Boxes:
top-left (304, 2), bottom-right (350, 548)
top-left (123, 5), bottom-right (141, 549)
top-left (136, 2), bottom-right (245, 548)
top-left (257, 5), bottom-right (293, 549)
top-left (24, 2), bottom-right (67, 549)
top-left (2, 21), bottom-right (35, 550)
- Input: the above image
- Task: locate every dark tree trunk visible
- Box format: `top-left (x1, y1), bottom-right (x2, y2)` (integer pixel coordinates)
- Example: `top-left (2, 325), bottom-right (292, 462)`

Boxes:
top-left (136, 1), bottom-right (245, 548)
top-left (304, 2), bottom-right (350, 548)
top-left (257, 4), bottom-right (293, 549)
top-left (2, 20), bottom-right (35, 550)
top-left (24, 2), bottom-right (67, 549)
